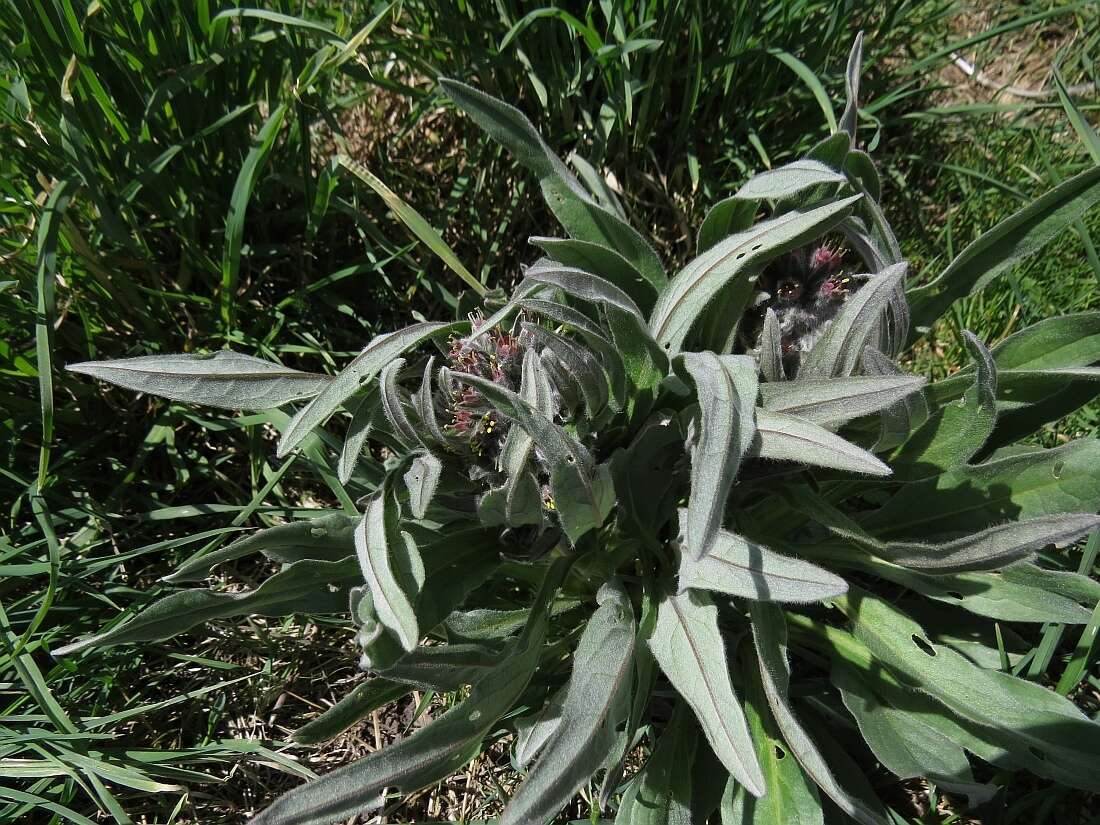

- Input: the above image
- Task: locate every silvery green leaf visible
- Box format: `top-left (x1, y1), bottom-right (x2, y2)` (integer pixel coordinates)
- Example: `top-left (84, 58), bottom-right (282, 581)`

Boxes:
top-left (523, 260), bottom-right (645, 321)
top-left (292, 679), bottom-right (411, 745)
top-left (875, 513), bottom-right (1100, 573)
top-left (648, 589), bottom-right (765, 796)
top-left (415, 356), bottom-right (448, 447)
top-left (993, 310), bottom-right (1100, 370)
top-left (875, 564), bottom-right (1094, 624)
top-left (610, 415), bottom-right (684, 550)
top-left (844, 590), bottom-right (1100, 790)
top-left (614, 702), bottom-right (698, 825)
top-left (753, 409), bottom-right (890, 475)
top-left (698, 196), bottom-right (759, 254)
top-left (279, 321), bottom-right (464, 457)
top-left (908, 165), bottom-right (1100, 337)
top-left (530, 236), bottom-right (656, 311)
top-left (844, 149), bottom-right (880, 202)
top-left (759, 374), bottom-right (925, 427)
top-left (519, 299), bottom-right (627, 409)
top-left (166, 512), bottom-right (356, 583)
top-left (356, 490), bottom-right (420, 652)
top-left (863, 438), bottom-right (1100, 539)
top-left (55, 557), bottom-right (358, 656)
top-left (338, 388), bottom-right (380, 484)
top-left (838, 32), bottom-right (863, 141)
top-left (379, 642), bottom-right (503, 690)
top-left (549, 460), bottom-right (616, 545)
top-left (67, 351), bottom-right (332, 410)
top-left (890, 331), bottom-right (996, 479)
top-left (499, 350), bottom-right (556, 478)
top-left (523, 323), bottom-right (610, 417)
top-left (440, 79), bottom-right (666, 290)
top-left (649, 195), bottom-right (861, 356)
top-left (748, 602), bottom-right (887, 825)
top-left (758, 308), bottom-right (786, 383)
top-left (505, 470), bottom-right (544, 527)
top-left (378, 357), bottom-right (419, 446)
top-left (253, 556), bottom-right (572, 824)
top-left (799, 262), bottom-right (908, 378)
top-left (568, 152), bottom-right (627, 218)
top-left (861, 347), bottom-right (928, 452)
top-left (832, 663), bottom-right (993, 805)
top-left (679, 353), bottom-right (758, 559)
top-left (678, 521), bottom-right (847, 603)
top-left (514, 686), bottom-right (567, 768)
top-left (403, 452), bottom-right (443, 520)
top-left (501, 583), bottom-right (635, 825)
top-left (721, 645), bottom-right (823, 825)
top-left (734, 160), bottom-right (846, 201)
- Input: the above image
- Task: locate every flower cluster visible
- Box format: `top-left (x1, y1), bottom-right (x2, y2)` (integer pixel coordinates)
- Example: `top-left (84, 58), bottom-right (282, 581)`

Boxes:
top-left (445, 314), bottom-right (528, 457)
top-left (752, 240), bottom-right (861, 374)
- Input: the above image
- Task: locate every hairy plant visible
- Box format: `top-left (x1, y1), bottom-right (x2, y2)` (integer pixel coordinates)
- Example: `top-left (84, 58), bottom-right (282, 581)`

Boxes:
top-left (60, 36), bottom-right (1100, 824)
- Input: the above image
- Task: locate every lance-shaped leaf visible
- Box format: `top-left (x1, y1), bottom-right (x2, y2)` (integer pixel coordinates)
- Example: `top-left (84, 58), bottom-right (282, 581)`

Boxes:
top-left (514, 686), bottom-right (567, 769)
top-left (908, 165), bottom-right (1100, 337)
top-left (414, 356), bottom-right (448, 447)
top-left (253, 556), bottom-right (572, 825)
top-left (864, 437), bottom-right (1100, 539)
top-left (722, 645), bottom-right (824, 825)
top-left (758, 308), bottom-right (786, 383)
top-left (68, 351), bottom-right (332, 410)
top-left (648, 589), bottom-right (765, 796)
top-left (279, 321), bottom-right (464, 457)
top-left (890, 331), bottom-right (996, 479)
top-left (832, 663), bottom-right (993, 804)
top-left (293, 679), bottom-right (412, 745)
top-left (862, 347), bottom-right (928, 452)
top-left (499, 348), bottom-right (557, 478)
top-left (167, 512), bottom-right (356, 583)
top-left (734, 160), bottom-right (846, 201)
top-left (759, 374), bottom-right (925, 427)
top-left (753, 409), bottom-right (891, 475)
top-left (55, 557), bottom-right (358, 656)
top-left (838, 32), bottom-right (863, 141)
top-left (378, 358), bottom-right (418, 445)
top-left (798, 263), bottom-right (907, 378)
top-left (650, 195), bottom-right (860, 356)
top-left (403, 452), bottom-right (443, 520)
top-left (925, 311), bottom-right (1100, 407)
top-left (530, 236), bottom-right (657, 312)
top-left (356, 488), bottom-right (421, 652)
top-left (610, 416), bottom-right (684, 550)
top-left (749, 602), bottom-right (887, 825)
top-left (842, 589), bottom-right (1100, 789)
top-left (872, 563), bottom-right (1095, 625)
top-left (440, 79), bottom-right (666, 290)
top-left (679, 353), bottom-right (758, 559)
top-left (678, 521), bottom-right (847, 603)
top-left (698, 196), bottom-right (759, 254)
top-left (524, 260), bottom-right (645, 320)
top-left (338, 387), bottom-right (381, 484)
top-left (524, 323), bottom-right (610, 417)
top-left (615, 702), bottom-right (698, 825)
top-left (518, 299), bottom-right (627, 410)
top-left (378, 642), bottom-right (503, 691)
top-left (874, 513), bottom-right (1100, 573)
top-left (501, 583), bottom-right (635, 825)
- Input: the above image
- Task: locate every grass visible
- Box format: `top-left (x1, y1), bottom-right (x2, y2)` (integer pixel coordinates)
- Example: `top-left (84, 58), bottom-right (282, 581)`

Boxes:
top-left (1, 1), bottom-right (1098, 822)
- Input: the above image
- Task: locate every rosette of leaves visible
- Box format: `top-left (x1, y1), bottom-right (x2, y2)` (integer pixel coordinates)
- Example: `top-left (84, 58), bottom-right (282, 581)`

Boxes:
top-left (60, 36), bottom-right (1100, 825)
